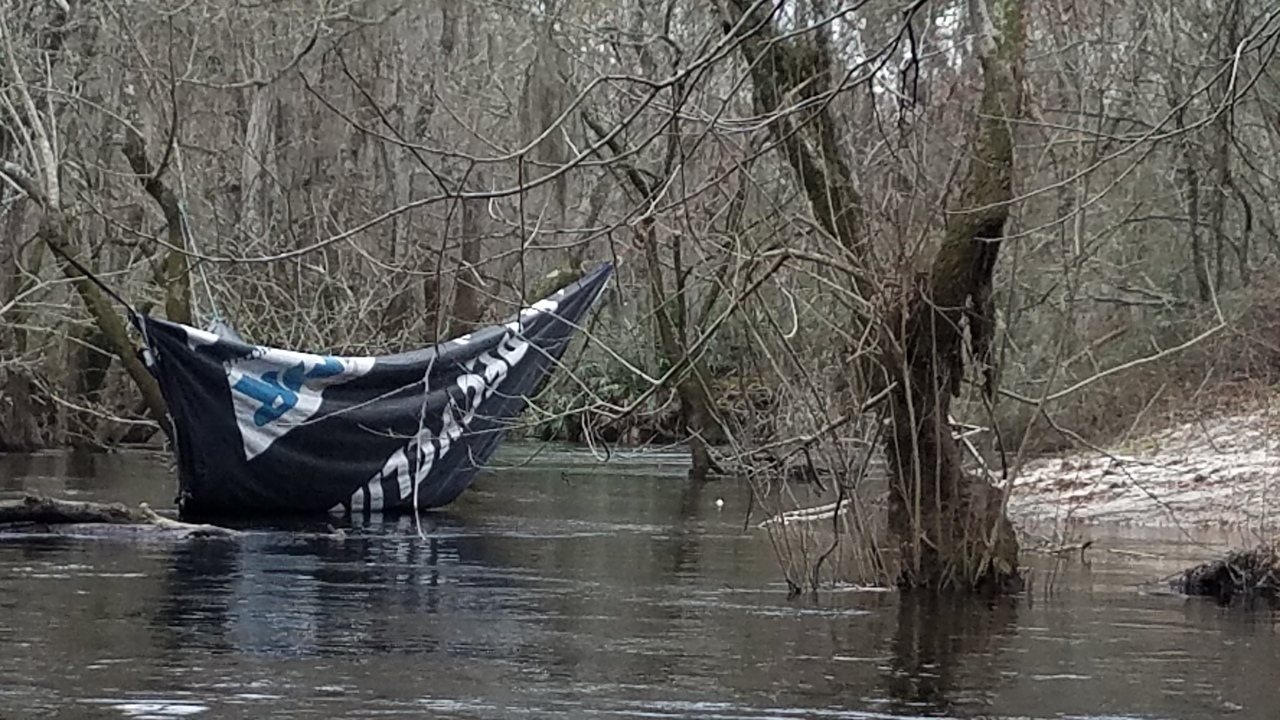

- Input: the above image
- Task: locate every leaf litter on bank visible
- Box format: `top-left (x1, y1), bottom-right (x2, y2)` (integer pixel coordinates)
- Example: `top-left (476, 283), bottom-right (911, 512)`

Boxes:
top-left (1009, 406), bottom-right (1280, 530)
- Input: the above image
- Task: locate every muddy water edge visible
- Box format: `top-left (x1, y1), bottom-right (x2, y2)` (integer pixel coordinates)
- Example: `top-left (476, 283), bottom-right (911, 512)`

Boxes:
top-left (0, 448), bottom-right (1277, 720)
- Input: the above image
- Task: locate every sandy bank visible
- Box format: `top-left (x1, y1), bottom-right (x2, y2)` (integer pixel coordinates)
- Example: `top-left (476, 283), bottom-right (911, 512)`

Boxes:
top-left (1008, 404), bottom-right (1280, 532)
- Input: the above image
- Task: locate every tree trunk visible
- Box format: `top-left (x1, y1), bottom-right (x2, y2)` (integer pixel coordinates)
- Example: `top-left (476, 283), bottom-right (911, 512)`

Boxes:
top-left (39, 212), bottom-right (172, 439)
top-left (581, 100), bottom-right (727, 479)
top-left (0, 108), bottom-right (41, 451)
top-left (452, 196), bottom-right (484, 334)
top-left (122, 130), bottom-right (193, 326)
top-left (1176, 117), bottom-right (1212, 303)
top-left (64, 324), bottom-right (113, 449)
top-left (1208, 0), bottom-right (1240, 291)
top-left (882, 0), bottom-right (1026, 592)
top-left (0, 196), bottom-right (42, 451)
top-left (240, 84), bottom-right (276, 246)
top-left (641, 224), bottom-right (726, 480)
top-left (0, 160), bottom-right (172, 444)
top-left (721, 0), bottom-right (867, 273)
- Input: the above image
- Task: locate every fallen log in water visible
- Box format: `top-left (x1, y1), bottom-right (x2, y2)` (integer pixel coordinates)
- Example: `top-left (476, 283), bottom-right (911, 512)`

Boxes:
top-left (758, 500), bottom-right (851, 528)
top-left (0, 494), bottom-right (238, 539)
top-left (1173, 543), bottom-right (1279, 605)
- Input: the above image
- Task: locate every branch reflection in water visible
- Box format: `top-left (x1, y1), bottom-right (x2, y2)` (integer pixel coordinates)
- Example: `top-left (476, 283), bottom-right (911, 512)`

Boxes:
top-left (885, 592), bottom-right (1018, 716)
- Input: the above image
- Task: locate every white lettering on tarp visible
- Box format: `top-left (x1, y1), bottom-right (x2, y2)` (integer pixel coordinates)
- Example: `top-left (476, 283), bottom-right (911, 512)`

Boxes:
top-left (506, 295), bottom-right (561, 333)
top-left (390, 447), bottom-right (413, 500)
top-left (350, 332), bottom-right (532, 513)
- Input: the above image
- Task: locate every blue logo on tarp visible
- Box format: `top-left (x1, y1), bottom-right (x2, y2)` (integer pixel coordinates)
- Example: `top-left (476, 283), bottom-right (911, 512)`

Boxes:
top-left (233, 358), bottom-right (344, 426)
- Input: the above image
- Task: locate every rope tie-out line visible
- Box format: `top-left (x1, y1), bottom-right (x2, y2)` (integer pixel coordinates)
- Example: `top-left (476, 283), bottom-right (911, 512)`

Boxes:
top-left (48, 244), bottom-right (164, 374)
top-left (50, 199), bottom-right (215, 330)
top-left (178, 198), bottom-right (221, 325)
top-left (50, 243), bottom-right (139, 320)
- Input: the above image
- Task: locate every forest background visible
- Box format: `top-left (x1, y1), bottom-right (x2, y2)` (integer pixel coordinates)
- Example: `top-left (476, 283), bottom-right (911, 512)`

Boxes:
top-left (3, 0), bottom-right (1280, 588)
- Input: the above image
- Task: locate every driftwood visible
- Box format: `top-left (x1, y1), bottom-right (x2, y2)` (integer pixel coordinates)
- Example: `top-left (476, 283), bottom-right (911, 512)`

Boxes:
top-left (758, 500), bottom-right (852, 529)
top-left (0, 494), bottom-right (238, 539)
top-left (1173, 543), bottom-right (1279, 605)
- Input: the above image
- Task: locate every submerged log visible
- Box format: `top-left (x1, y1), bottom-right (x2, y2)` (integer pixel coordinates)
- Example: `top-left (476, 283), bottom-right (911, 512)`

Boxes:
top-left (0, 494), bottom-right (238, 539)
top-left (758, 500), bottom-right (851, 529)
top-left (1174, 543), bottom-right (1279, 605)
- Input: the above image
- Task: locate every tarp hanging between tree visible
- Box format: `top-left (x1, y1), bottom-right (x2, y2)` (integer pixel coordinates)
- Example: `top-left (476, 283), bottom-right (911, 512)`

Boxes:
top-left (135, 263), bottom-right (613, 520)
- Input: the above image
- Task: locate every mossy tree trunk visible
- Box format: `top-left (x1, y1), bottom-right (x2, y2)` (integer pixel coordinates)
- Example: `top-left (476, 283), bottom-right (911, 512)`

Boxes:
top-left (719, 0), bottom-right (868, 274)
top-left (882, 0), bottom-right (1026, 592)
top-left (722, 0), bottom-right (1027, 592)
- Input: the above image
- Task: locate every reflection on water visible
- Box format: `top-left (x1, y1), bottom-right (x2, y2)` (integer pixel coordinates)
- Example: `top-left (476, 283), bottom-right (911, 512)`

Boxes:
top-left (155, 517), bottom-right (511, 660)
top-left (1, 448), bottom-right (1278, 719)
top-left (884, 593), bottom-right (1018, 716)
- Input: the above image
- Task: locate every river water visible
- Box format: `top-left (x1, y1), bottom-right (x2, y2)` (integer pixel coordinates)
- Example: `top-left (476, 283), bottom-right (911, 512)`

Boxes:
top-left (1, 448), bottom-right (1276, 720)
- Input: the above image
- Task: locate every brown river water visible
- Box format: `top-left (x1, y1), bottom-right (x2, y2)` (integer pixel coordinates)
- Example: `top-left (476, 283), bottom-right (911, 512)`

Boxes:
top-left (1, 447), bottom-right (1277, 720)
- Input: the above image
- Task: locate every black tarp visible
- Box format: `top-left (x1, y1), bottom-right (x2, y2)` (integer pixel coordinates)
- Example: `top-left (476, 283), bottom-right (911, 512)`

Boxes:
top-left (136, 263), bottom-right (613, 519)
